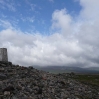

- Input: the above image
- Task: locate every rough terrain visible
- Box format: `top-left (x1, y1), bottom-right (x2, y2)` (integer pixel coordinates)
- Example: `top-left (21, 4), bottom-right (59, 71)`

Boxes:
top-left (0, 61), bottom-right (99, 99)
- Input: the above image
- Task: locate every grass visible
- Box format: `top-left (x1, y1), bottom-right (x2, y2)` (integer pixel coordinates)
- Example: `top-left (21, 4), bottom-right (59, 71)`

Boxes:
top-left (72, 74), bottom-right (99, 87)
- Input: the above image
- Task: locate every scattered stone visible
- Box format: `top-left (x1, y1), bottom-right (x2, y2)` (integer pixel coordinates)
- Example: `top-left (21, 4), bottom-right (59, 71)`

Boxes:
top-left (4, 91), bottom-right (10, 96)
top-left (2, 86), bottom-right (15, 94)
top-left (0, 67), bottom-right (5, 72)
top-left (0, 73), bottom-right (7, 80)
top-left (37, 87), bottom-right (42, 94)
top-left (0, 61), bottom-right (99, 99)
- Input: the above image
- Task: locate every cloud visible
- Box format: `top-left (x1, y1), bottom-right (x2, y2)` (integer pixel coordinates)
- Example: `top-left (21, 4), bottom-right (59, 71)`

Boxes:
top-left (0, 0), bottom-right (16, 11)
top-left (25, 0), bottom-right (37, 11)
top-left (51, 9), bottom-right (72, 36)
top-left (20, 16), bottom-right (35, 23)
top-left (0, 0), bottom-right (99, 68)
top-left (0, 27), bottom-right (82, 66)
top-left (49, 0), bottom-right (54, 3)
top-left (0, 20), bottom-right (12, 29)
top-left (79, 0), bottom-right (99, 19)
top-left (30, 4), bottom-right (37, 11)
top-left (75, 0), bottom-right (99, 67)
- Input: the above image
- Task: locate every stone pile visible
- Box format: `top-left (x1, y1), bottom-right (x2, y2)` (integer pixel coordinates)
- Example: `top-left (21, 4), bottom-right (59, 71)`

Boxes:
top-left (0, 61), bottom-right (99, 99)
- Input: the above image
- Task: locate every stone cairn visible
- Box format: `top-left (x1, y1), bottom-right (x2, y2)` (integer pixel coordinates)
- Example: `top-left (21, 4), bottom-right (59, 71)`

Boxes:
top-left (0, 48), bottom-right (99, 99)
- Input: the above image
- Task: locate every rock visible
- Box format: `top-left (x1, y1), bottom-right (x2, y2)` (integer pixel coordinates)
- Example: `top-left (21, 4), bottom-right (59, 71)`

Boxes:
top-left (4, 91), bottom-right (10, 96)
top-left (0, 63), bottom-right (6, 67)
top-left (11, 96), bottom-right (18, 99)
top-left (16, 85), bottom-right (22, 90)
top-left (37, 87), bottom-right (42, 94)
top-left (59, 81), bottom-right (66, 85)
top-left (0, 74), bottom-right (7, 80)
top-left (8, 61), bottom-right (12, 66)
top-left (2, 86), bottom-right (15, 93)
top-left (0, 62), bottom-right (99, 99)
top-left (0, 61), bottom-right (8, 66)
top-left (0, 68), bottom-right (5, 72)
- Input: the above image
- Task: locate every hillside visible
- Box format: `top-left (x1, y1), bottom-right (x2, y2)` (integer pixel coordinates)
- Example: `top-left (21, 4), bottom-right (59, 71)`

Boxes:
top-left (34, 66), bottom-right (99, 74)
top-left (0, 61), bottom-right (99, 99)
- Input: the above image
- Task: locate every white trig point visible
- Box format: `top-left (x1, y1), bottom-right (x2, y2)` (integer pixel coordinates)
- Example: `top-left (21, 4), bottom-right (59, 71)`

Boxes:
top-left (0, 48), bottom-right (8, 62)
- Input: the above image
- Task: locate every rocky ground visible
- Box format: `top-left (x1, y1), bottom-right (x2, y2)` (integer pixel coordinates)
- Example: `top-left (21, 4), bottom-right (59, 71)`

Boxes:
top-left (0, 61), bottom-right (99, 99)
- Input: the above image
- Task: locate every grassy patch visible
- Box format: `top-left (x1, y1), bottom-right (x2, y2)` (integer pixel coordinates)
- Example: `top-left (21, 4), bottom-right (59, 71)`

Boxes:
top-left (72, 74), bottom-right (99, 87)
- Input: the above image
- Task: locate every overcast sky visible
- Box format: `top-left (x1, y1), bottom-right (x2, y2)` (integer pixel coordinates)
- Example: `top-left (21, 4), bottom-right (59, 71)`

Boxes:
top-left (0, 0), bottom-right (99, 67)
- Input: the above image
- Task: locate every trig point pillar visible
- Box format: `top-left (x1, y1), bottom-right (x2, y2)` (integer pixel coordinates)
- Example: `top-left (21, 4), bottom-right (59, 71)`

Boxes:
top-left (0, 48), bottom-right (8, 62)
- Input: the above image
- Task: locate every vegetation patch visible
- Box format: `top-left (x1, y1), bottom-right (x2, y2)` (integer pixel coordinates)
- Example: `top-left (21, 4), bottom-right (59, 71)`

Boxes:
top-left (71, 74), bottom-right (99, 87)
